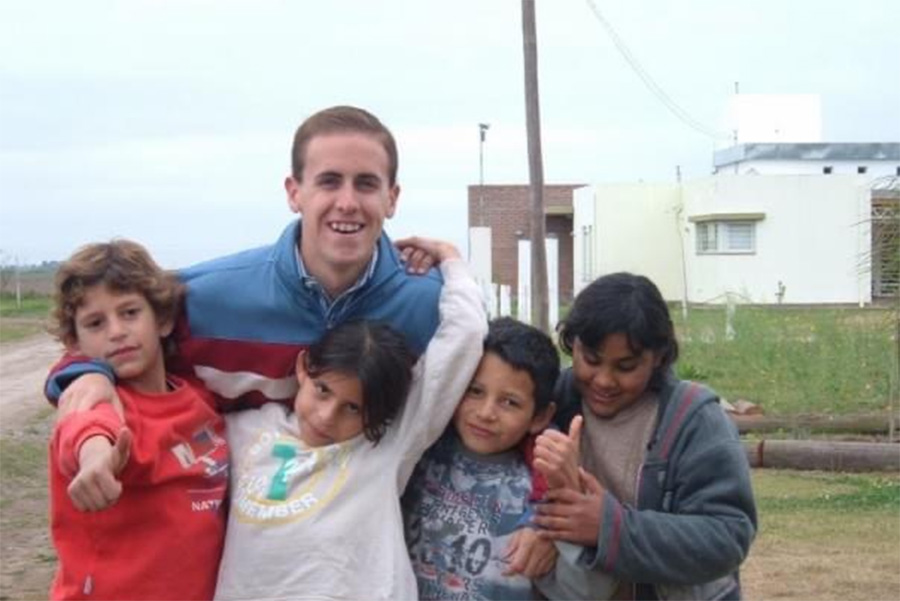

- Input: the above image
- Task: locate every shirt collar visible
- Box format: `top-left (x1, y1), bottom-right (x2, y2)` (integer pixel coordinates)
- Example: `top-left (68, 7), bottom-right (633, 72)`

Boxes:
top-left (295, 245), bottom-right (380, 304)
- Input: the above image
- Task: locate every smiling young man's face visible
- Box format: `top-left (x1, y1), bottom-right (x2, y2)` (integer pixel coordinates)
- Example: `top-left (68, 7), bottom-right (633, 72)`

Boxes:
top-left (285, 132), bottom-right (399, 297)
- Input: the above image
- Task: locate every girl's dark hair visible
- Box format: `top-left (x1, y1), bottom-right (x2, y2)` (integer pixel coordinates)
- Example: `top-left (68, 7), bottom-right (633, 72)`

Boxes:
top-left (304, 321), bottom-right (415, 444)
top-left (483, 317), bottom-right (560, 413)
top-left (557, 272), bottom-right (678, 389)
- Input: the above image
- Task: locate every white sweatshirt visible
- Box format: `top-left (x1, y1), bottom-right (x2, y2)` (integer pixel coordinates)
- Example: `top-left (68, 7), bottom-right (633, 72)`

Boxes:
top-left (215, 259), bottom-right (487, 601)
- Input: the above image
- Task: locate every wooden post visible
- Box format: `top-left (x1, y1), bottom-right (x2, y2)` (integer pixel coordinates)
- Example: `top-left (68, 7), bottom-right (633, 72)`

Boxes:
top-left (521, 0), bottom-right (549, 333)
top-left (732, 413), bottom-right (900, 436)
top-left (744, 439), bottom-right (900, 472)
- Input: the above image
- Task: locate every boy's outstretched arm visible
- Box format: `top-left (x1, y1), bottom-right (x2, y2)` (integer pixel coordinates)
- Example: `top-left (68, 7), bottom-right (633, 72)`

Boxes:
top-left (54, 402), bottom-right (132, 512)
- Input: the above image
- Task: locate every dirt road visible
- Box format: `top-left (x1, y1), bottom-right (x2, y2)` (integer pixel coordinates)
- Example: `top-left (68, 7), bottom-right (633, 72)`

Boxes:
top-left (0, 333), bottom-right (62, 433)
top-left (0, 333), bottom-right (61, 600)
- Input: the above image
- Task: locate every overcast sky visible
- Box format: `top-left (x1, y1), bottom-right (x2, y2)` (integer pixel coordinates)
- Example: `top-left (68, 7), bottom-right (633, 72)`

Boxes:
top-left (2, 0), bottom-right (898, 268)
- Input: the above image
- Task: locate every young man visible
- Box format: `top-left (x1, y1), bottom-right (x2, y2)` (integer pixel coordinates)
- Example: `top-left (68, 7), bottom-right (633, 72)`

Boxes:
top-left (402, 317), bottom-right (560, 600)
top-left (47, 106), bottom-right (443, 411)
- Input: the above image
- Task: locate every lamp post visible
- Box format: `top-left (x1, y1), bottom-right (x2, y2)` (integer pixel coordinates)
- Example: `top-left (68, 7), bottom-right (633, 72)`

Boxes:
top-left (478, 123), bottom-right (490, 226)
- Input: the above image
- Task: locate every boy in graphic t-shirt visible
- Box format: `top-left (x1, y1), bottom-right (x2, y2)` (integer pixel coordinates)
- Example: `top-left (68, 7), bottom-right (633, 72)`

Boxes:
top-left (403, 317), bottom-right (560, 600)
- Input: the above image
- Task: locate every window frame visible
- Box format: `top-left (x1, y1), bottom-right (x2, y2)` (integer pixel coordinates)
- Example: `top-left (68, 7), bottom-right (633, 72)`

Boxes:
top-left (689, 213), bottom-right (764, 256)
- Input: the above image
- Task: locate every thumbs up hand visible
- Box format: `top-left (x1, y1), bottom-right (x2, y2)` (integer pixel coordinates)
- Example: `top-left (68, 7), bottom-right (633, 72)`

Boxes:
top-left (533, 415), bottom-right (583, 492)
top-left (67, 428), bottom-right (133, 512)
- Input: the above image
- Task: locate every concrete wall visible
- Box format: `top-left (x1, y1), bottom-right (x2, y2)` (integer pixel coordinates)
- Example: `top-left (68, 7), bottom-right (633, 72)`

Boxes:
top-left (575, 183), bottom-right (685, 301)
top-left (682, 175), bottom-right (871, 304)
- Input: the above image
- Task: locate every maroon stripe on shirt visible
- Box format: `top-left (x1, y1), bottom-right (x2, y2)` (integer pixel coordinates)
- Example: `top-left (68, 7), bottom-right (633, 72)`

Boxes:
top-left (660, 383), bottom-right (700, 460)
top-left (604, 500), bottom-right (624, 572)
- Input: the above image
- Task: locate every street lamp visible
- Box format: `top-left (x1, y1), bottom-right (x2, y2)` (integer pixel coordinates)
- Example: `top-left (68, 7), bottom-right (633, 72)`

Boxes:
top-left (478, 123), bottom-right (490, 226)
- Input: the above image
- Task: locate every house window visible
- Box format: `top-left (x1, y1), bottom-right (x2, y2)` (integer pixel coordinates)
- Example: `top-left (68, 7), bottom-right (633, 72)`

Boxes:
top-left (696, 221), bottom-right (756, 254)
top-left (696, 222), bottom-right (717, 253)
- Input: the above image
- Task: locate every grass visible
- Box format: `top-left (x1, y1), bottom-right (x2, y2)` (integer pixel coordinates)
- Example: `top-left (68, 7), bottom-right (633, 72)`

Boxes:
top-left (753, 470), bottom-right (900, 513)
top-left (674, 305), bottom-right (898, 415)
top-left (743, 470), bottom-right (900, 600)
top-left (0, 435), bottom-right (47, 515)
top-left (0, 321), bottom-right (47, 343)
top-left (0, 293), bottom-right (52, 318)
top-left (0, 438), bottom-right (46, 482)
top-left (0, 294), bottom-right (51, 343)
top-left (0, 411), bottom-right (56, 600)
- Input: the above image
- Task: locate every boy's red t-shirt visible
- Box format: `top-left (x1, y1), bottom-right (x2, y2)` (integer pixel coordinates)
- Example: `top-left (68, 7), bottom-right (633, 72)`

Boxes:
top-left (49, 376), bottom-right (228, 600)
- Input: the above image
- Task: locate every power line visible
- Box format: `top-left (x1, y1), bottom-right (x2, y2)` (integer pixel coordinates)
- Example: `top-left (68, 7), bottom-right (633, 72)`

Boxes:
top-left (583, 0), bottom-right (733, 141)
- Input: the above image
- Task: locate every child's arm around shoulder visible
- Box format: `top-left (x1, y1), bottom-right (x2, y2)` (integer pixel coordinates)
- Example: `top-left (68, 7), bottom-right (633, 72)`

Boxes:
top-left (53, 404), bottom-right (132, 512)
top-left (392, 238), bottom-right (487, 461)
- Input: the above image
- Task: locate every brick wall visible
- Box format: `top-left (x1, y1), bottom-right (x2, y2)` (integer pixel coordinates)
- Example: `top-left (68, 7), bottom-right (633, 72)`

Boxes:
top-left (467, 184), bottom-right (585, 303)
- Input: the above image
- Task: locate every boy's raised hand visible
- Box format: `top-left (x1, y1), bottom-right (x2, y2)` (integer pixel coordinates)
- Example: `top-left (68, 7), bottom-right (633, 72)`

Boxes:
top-left (394, 236), bottom-right (461, 274)
top-left (68, 428), bottom-right (132, 512)
top-left (503, 527), bottom-right (558, 578)
top-left (533, 415), bottom-right (583, 491)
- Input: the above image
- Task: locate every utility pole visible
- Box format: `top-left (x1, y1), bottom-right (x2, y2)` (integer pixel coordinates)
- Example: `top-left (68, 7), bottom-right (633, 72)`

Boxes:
top-left (478, 123), bottom-right (490, 226)
top-left (521, 0), bottom-right (549, 333)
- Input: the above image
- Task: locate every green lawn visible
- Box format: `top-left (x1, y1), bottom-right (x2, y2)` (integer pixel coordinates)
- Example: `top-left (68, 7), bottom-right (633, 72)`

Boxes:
top-left (0, 294), bottom-right (52, 343)
top-left (674, 305), bottom-right (898, 415)
top-left (0, 293), bottom-right (52, 318)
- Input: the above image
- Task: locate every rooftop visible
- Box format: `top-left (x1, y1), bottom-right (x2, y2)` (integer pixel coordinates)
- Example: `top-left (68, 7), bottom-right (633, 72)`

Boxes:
top-left (714, 142), bottom-right (900, 168)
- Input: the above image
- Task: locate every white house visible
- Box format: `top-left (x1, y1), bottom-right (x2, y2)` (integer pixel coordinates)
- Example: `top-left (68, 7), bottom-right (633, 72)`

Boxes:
top-left (681, 174), bottom-right (872, 304)
top-left (573, 183), bottom-right (684, 301)
top-left (573, 158), bottom-right (897, 305)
